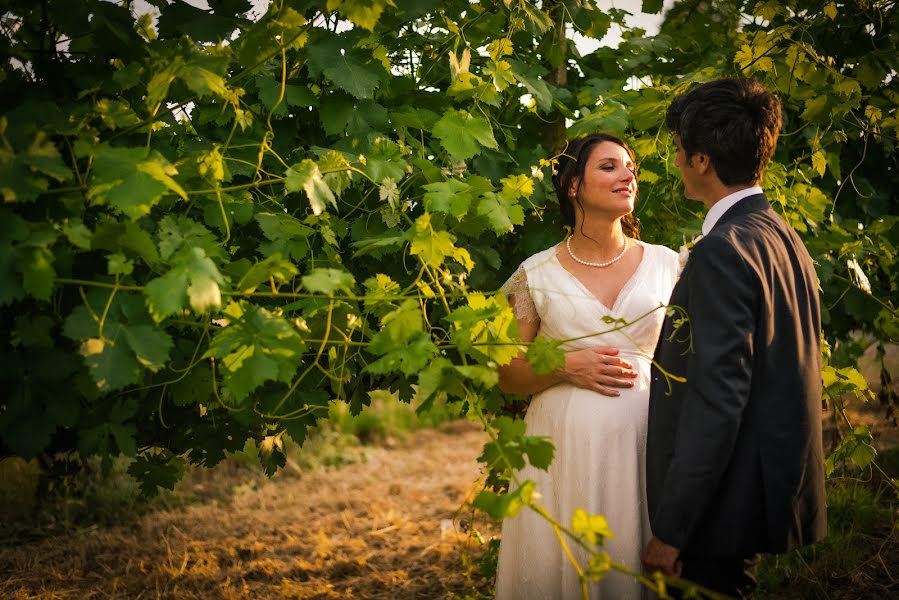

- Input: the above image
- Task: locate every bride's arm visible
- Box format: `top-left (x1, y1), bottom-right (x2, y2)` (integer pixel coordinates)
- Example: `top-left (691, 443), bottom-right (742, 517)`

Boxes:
top-left (497, 316), bottom-right (638, 396)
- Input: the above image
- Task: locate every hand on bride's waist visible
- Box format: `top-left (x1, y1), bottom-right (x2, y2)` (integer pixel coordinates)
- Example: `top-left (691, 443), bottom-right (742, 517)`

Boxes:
top-left (560, 346), bottom-right (638, 397)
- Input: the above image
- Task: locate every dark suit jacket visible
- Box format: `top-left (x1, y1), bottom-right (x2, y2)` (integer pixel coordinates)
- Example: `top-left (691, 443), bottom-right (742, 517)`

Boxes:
top-left (647, 193), bottom-right (827, 557)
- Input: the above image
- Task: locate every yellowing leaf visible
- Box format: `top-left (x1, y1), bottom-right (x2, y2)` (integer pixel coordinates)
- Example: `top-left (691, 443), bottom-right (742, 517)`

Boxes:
top-left (811, 150), bottom-right (827, 177)
top-left (410, 221), bottom-right (459, 268)
top-left (285, 160), bottom-right (337, 215)
top-left (572, 508), bottom-right (616, 546)
top-left (499, 174), bottom-right (534, 201)
top-left (326, 0), bottom-right (386, 31)
top-left (179, 65), bottom-right (230, 100)
top-left (752, 1), bottom-right (781, 20)
top-left (137, 158), bottom-right (187, 200)
top-left (865, 105), bottom-right (882, 124)
top-left (449, 47), bottom-right (471, 81)
top-left (824, 2), bottom-right (837, 19)
top-left (486, 39), bottom-right (513, 61)
top-left (485, 59), bottom-right (516, 91)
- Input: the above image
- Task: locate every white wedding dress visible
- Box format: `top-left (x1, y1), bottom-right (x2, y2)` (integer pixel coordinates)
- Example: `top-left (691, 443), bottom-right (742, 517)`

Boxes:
top-left (495, 240), bottom-right (679, 600)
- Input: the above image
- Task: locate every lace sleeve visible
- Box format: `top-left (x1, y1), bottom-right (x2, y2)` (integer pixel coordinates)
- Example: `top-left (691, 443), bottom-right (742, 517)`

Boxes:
top-left (501, 265), bottom-right (539, 323)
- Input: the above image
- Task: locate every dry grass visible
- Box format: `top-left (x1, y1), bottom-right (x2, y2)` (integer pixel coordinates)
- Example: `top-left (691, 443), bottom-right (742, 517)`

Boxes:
top-left (0, 420), bottom-right (497, 599)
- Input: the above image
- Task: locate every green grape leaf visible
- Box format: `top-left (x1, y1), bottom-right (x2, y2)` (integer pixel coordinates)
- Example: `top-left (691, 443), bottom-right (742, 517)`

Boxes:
top-left (525, 335), bottom-right (565, 375)
top-left (107, 252), bottom-right (134, 277)
top-left (453, 365), bottom-right (500, 388)
top-left (178, 65), bottom-right (231, 101)
top-left (236, 6), bottom-right (307, 68)
top-left (508, 59), bottom-right (553, 113)
top-left (255, 212), bottom-right (314, 262)
top-left (301, 268), bottom-right (355, 294)
top-left (171, 363), bottom-right (213, 407)
top-left (96, 98), bottom-right (142, 129)
top-left (477, 191), bottom-right (525, 234)
top-left (20, 246), bottom-right (55, 301)
top-left (365, 332), bottom-right (438, 376)
top-left (365, 300), bottom-right (437, 376)
top-left (423, 179), bottom-right (473, 218)
top-left (203, 304), bottom-right (305, 402)
top-left (522, 435), bottom-right (555, 470)
top-left (417, 357), bottom-right (453, 406)
top-left (322, 48), bottom-right (385, 99)
top-left (825, 425), bottom-right (876, 476)
top-left (88, 145), bottom-right (185, 219)
top-left (473, 480), bottom-right (535, 520)
top-left (79, 337), bottom-right (143, 392)
top-left (499, 174), bottom-right (534, 202)
top-left (144, 247), bottom-right (224, 322)
top-left (63, 219), bottom-right (92, 249)
top-left (236, 254), bottom-right (299, 293)
top-left (800, 95), bottom-right (831, 124)
top-left (157, 215), bottom-right (225, 262)
top-left (256, 77), bottom-right (318, 117)
top-left (122, 324), bottom-right (173, 371)
top-left (362, 137), bottom-right (408, 183)
top-left (127, 453), bottom-right (186, 497)
top-left (21, 131), bottom-right (71, 183)
top-left (432, 109), bottom-right (499, 160)
top-left (92, 220), bottom-right (160, 265)
top-left (390, 106), bottom-right (440, 130)
top-left (158, 1), bottom-right (240, 42)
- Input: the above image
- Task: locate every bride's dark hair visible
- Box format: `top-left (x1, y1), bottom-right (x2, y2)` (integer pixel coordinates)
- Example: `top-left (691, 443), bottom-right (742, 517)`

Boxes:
top-left (551, 132), bottom-right (641, 239)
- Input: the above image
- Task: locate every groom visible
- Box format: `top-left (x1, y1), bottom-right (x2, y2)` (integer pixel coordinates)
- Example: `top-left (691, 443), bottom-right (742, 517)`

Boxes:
top-left (640, 78), bottom-right (827, 597)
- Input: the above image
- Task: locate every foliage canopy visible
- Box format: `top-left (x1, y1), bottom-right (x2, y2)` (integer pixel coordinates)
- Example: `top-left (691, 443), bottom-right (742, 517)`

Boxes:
top-left (0, 0), bottom-right (897, 508)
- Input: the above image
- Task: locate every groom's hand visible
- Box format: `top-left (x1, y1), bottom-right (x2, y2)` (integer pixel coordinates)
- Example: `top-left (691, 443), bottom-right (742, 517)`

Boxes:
top-left (642, 536), bottom-right (682, 577)
top-left (561, 347), bottom-right (638, 396)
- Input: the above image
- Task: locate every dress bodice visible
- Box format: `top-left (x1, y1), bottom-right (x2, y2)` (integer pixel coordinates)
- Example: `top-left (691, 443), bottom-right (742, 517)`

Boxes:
top-left (496, 239), bottom-right (681, 600)
top-left (504, 241), bottom-right (680, 357)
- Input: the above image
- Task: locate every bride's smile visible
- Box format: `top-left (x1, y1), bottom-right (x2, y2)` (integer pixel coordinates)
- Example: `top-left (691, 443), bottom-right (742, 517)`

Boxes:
top-left (568, 141), bottom-right (638, 218)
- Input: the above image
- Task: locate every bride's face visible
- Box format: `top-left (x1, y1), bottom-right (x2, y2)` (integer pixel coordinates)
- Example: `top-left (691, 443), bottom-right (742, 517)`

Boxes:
top-left (567, 141), bottom-right (637, 220)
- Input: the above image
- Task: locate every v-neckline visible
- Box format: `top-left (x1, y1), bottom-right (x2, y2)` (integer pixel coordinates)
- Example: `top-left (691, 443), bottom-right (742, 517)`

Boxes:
top-left (552, 240), bottom-right (649, 314)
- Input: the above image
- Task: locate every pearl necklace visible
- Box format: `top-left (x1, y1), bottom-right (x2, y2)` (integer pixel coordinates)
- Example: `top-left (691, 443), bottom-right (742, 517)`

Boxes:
top-left (566, 236), bottom-right (629, 268)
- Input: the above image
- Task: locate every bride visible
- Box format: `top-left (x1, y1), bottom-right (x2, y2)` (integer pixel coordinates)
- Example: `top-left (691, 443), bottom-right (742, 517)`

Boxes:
top-left (494, 132), bottom-right (680, 599)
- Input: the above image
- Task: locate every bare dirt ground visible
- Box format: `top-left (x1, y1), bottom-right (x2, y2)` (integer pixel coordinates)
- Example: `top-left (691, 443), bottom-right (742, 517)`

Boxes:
top-left (0, 420), bottom-right (496, 599)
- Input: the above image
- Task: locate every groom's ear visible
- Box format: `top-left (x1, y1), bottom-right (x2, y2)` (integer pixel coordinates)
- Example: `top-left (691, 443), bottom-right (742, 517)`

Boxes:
top-left (693, 152), bottom-right (712, 175)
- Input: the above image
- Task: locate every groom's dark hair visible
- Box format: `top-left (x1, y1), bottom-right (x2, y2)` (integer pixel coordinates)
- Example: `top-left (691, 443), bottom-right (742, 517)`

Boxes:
top-left (666, 78), bottom-right (782, 186)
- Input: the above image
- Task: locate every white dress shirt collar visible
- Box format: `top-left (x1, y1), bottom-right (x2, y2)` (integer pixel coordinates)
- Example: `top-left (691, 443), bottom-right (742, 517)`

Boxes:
top-left (701, 185), bottom-right (764, 236)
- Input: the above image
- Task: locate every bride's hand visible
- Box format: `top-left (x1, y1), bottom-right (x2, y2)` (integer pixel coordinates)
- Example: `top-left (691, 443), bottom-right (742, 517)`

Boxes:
top-left (560, 347), bottom-right (638, 396)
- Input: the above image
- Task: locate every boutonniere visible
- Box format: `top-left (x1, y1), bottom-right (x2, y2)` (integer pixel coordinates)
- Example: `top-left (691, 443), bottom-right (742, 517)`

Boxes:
top-left (677, 234), bottom-right (703, 272)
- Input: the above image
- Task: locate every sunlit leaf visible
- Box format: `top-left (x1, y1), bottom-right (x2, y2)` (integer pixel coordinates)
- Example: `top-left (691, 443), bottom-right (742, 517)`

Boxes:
top-left (432, 109), bottom-right (499, 161)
